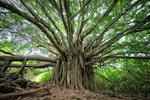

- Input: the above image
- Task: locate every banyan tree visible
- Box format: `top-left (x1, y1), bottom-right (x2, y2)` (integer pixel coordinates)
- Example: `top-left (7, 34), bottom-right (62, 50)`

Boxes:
top-left (0, 0), bottom-right (150, 90)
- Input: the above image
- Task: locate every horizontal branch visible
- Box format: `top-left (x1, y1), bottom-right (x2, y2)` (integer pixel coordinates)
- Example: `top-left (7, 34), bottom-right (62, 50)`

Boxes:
top-left (104, 56), bottom-right (150, 60)
top-left (0, 56), bottom-right (57, 63)
top-left (0, 62), bottom-right (54, 68)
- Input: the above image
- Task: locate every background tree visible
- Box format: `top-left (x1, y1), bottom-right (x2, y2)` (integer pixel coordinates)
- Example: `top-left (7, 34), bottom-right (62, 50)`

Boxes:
top-left (0, 0), bottom-right (150, 90)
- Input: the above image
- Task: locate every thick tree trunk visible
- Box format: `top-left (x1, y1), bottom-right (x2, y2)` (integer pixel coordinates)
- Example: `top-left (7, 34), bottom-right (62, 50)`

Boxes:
top-left (52, 52), bottom-right (96, 91)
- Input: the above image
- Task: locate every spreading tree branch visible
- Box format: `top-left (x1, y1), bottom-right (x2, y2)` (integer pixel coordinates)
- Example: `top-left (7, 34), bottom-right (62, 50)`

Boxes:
top-left (71, 0), bottom-right (92, 19)
top-left (0, 49), bottom-right (15, 56)
top-left (0, 1), bottom-right (65, 54)
top-left (63, 0), bottom-right (74, 49)
top-left (85, 0), bottom-right (141, 52)
top-left (56, 0), bottom-right (68, 34)
top-left (86, 15), bottom-right (150, 58)
top-left (37, 0), bottom-right (67, 49)
top-left (64, 0), bottom-right (72, 32)
top-left (37, 43), bottom-right (59, 55)
top-left (81, 0), bottom-right (118, 39)
top-left (20, 0), bottom-right (62, 45)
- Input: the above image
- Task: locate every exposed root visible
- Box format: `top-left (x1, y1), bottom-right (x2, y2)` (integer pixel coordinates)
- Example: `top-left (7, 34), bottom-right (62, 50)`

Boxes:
top-left (0, 85), bottom-right (49, 100)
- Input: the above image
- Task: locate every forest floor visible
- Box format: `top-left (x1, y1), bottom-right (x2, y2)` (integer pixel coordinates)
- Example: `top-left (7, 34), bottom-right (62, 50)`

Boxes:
top-left (0, 79), bottom-right (149, 100)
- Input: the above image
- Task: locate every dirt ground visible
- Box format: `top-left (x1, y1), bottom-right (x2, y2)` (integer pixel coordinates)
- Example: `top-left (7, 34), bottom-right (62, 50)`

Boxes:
top-left (0, 80), bottom-right (149, 100)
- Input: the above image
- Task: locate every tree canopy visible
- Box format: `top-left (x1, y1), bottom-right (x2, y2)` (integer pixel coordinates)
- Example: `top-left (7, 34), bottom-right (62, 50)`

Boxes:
top-left (0, 0), bottom-right (150, 59)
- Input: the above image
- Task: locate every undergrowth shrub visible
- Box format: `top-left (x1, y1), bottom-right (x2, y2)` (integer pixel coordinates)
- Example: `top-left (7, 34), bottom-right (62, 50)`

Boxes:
top-left (95, 60), bottom-right (150, 97)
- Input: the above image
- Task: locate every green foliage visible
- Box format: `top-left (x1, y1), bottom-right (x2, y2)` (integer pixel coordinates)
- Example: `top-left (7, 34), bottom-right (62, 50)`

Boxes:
top-left (6, 68), bottom-right (20, 73)
top-left (23, 68), bottom-right (53, 82)
top-left (0, 41), bottom-right (14, 55)
top-left (95, 59), bottom-right (150, 97)
top-left (32, 71), bottom-right (52, 82)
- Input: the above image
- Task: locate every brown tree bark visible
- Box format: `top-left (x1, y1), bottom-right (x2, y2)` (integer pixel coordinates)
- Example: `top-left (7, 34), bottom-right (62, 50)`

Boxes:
top-left (52, 50), bottom-right (96, 90)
